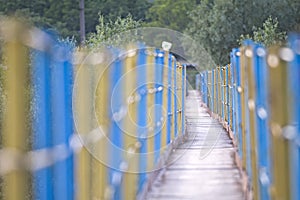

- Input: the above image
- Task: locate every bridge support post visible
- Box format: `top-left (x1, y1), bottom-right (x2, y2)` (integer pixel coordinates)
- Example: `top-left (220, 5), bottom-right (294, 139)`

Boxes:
top-left (268, 46), bottom-right (292, 200)
top-left (252, 44), bottom-right (271, 200)
top-left (288, 34), bottom-right (300, 200)
top-left (1, 20), bottom-right (30, 200)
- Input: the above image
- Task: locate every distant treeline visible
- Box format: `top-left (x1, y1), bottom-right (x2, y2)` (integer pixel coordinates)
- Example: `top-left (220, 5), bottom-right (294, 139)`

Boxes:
top-left (0, 0), bottom-right (299, 65)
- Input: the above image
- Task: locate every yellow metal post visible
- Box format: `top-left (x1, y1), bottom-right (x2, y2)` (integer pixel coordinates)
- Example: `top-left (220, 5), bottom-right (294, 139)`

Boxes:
top-left (93, 51), bottom-right (110, 200)
top-left (216, 67), bottom-right (219, 115)
top-left (176, 64), bottom-right (179, 135)
top-left (244, 47), bottom-right (259, 200)
top-left (171, 57), bottom-right (175, 141)
top-left (146, 49), bottom-right (155, 171)
top-left (73, 51), bottom-right (92, 200)
top-left (268, 46), bottom-right (291, 200)
top-left (182, 65), bottom-right (186, 135)
top-left (228, 65), bottom-right (233, 130)
top-left (214, 69), bottom-right (217, 114)
top-left (217, 67), bottom-right (222, 116)
top-left (1, 19), bottom-right (30, 200)
top-left (123, 49), bottom-right (139, 199)
top-left (177, 64), bottom-right (182, 136)
top-left (222, 67), bottom-right (226, 121)
top-left (161, 52), bottom-right (169, 151)
top-left (239, 47), bottom-right (248, 170)
top-left (207, 71), bottom-right (211, 108)
top-left (223, 67), bottom-right (227, 122)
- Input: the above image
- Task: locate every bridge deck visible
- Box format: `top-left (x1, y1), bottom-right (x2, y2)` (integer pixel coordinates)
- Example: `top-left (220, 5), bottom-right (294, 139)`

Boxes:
top-left (146, 90), bottom-right (245, 200)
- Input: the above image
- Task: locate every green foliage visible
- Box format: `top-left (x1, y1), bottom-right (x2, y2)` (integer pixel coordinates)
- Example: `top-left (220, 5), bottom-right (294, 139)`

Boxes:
top-left (186, 0), bottom-right (300, 65)
top-left (146, 0), bottom-right (199, 31)
top-left (0, 0), bottom-right (298, 63)
top-left (58, 36), bottom-right (77, 49)
top-left (186, 0), bottom-right (242, 66)
top-left (86, 14), bottom-right (142, 48)
top-left (186, 67), bottom-right (199, 90)
top-left (84, 0), bottom-right (151, 39)
top-left (0, 0), bottom-right (80, 39)
top-left (0, 0), bottom-right (151, 41)
top-left (239, 17), bottom-right (287, 47)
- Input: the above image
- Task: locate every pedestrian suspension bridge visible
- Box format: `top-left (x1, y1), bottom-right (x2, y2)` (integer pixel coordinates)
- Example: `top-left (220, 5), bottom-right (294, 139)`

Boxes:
top-left (0, 19), bottom-right (299, 200)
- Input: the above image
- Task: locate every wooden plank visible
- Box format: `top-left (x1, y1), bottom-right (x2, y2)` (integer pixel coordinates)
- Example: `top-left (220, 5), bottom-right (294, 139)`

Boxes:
top-left (146, 90), bottom-right (245, 200)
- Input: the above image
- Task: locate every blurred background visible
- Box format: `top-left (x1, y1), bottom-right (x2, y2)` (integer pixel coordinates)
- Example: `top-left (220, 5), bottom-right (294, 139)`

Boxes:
top-left (0, 0), bottom-right (298, 65)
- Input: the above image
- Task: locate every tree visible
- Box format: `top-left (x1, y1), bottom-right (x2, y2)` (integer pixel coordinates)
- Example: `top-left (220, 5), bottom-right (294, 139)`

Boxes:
top-left (146, 0), bottom-right (199, 31)
top-left (0, 0), bottom-right (79, 38)
top-left (0, 0), bottom-right (151, 41)
top-left (84, 0), bottom-right (151, 33)
top-left (185, 0), bottom-right (300, 66)
top-left (186, 0), bottom-right (244, 66)
top-left (86, 14), bottom-right (142, 48)
top-left (238, 17), bottom-right (287, 47)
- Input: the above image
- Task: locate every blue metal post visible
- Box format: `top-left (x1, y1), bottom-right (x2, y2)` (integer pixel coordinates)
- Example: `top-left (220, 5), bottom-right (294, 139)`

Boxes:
top-left (202, 71), bottom-right (207, 104)
top-left (230, 53), bottom-right (235, 133)
top-left (230, 62), bottom-right (236, 135)
top-left (154, 50), bottom-right (164, 162)
top-left (220, 68), bottom-right (224, 120)
top-left (232, 52), bottom-right (238, 136)
top-left (288, 33), bottom-right (300, 200)
top-left (253, 44), bottom-right (271, 200)
top-left (182, 65), bottom-right (186, 135)
top-left (32, 44), bottom-right (53, 200)
top-left (137, 48), bottom-right (148, 192)
top-left (226, 65), bottom-right (230, 125)
top-left (173, 58), bottom-right (178, 138)
top-left (232, 48), bottom-right (243, 158)
top-left (216, 68), bottom-right (219, 115)
top-left (167, 54), bottom-right (172, 143)
top-left (109, 51), bottom-right (124, 200)
top-left (205, 70), bottom-right (209, 106)
top-left (51, 43), bottom-right (74, 200)
top-left (253, 45), bottom-right (271, 200)
top-left (203, 73), bottom-right (206, 97)
top-left (211, 70), bottom-right (214, 112)
top-left (202, 73), bottom-right (204, 94)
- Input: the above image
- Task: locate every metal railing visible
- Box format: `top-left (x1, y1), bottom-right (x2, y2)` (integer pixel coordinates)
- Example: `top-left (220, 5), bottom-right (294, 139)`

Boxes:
top-left (0, 19), bottom-right (186, 200)
top-left (197, 35), bottom-right (300, 200)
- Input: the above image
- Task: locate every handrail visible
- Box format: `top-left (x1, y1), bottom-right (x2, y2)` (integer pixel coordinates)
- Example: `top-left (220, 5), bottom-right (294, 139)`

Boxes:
top-left (196, 35), bottom-right (300, 200)
top-left (0, 19), bottom-right (186, 200)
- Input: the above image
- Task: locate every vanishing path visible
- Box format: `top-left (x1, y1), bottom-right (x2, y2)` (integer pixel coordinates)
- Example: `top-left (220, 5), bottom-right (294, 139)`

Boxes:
top-left (146, 90), bottom-right (245, 200)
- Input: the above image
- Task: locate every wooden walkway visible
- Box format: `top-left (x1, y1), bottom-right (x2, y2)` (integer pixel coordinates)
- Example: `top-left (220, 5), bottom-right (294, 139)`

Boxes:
top-left (146, 90), bottom-right (245, 200)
